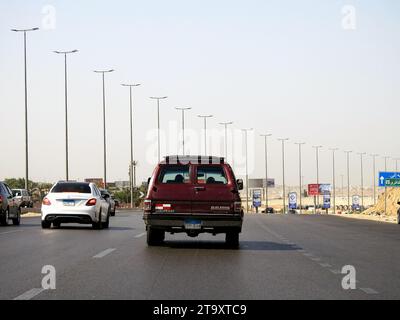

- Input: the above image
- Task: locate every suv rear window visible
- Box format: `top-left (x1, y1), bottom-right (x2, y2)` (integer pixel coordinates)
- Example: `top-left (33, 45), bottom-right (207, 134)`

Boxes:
top-left (159, 166), bottom-right (190, 184)
top-left (52, 183), bottom-right (91, 194)
top-left (197, 166), bottom-right (227, 185)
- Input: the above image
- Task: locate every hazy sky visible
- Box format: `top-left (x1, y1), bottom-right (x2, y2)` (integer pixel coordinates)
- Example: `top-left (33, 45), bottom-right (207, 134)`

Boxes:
top-left (1, 0), bottom-right (399, 189)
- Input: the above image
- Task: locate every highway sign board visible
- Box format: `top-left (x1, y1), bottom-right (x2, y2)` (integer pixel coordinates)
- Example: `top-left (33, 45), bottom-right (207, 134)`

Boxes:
top-left (308, 184), bottom-right (319, 196)
top-left (323, 195), bottom-right (331, 209)
top-left (289, 192), bottom-right (297, 210)
top-left (352, 195), bottom-right (360, 210)
top-left (384, 179), bottom-right (400, 187)
top-left (253, 189), bottom-right (262, 208)
top-left (378, 172), bottom-right (400, 187)
top-left (319, 184), bottom-right (332, 195)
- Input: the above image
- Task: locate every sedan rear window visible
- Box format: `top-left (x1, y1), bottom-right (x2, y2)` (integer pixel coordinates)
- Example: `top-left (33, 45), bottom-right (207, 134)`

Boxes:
top-left (159, 166), bottom-right (190, 184)
top-left (197, 166), bottom-right (228, 185)
top-left (52, 183), bottom-right (91, 194)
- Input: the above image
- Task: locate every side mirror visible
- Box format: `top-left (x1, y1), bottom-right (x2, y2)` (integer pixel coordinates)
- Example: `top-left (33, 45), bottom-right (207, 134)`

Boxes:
top-left (237, 179), bottom-right (244, 191)
top-left (147, 177), bottom-right (151, 186)
top-left (102, 194), bottom-right (110, 200)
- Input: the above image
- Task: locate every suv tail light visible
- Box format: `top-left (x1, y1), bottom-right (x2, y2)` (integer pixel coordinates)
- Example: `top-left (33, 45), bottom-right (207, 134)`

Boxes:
top-left (144, 200), bottom-right (152, 212)
top-left (234, 202), bottom-right (242, 213)
top-left (86, 198), bottom-right (97, 206)
top-left (42, 198), bottom-right (51, 206)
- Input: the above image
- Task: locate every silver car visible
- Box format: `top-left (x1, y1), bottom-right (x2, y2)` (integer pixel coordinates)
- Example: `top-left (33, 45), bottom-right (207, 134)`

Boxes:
top-left (0, 182), bottom-right (21, 226)
top-left (41, 181), bottom-right (110, 229)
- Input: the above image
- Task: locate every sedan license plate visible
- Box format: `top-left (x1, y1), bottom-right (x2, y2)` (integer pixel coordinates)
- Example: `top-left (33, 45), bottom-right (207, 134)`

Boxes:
top-left (63, 200), bottom-right (75, 207)
top-left (184, 220), bottom-right (202, 230)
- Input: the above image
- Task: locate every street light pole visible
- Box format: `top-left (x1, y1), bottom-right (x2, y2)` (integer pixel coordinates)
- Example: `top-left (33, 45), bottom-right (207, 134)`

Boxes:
top-left (94, 69), bottom-right (114, 189)
top-left (122, 84), bottom-right (141, 209)
top-left (295, 142), bottom-right (306, 214)
top-left (395, 158), bottom-right (400, 173)
top-left (150, 97), bottom-right (168, 162)
top-left (344, 151), bottom-right (353, 211)
top-left (330, 148), bottom-right (339, 215)
top-left (220, 122), bottom-right (234, 160)
top-left (242, 129), bottom-right (253, 213)
top-left (370, 154), bottom-right (379, 206)
top-left (261, 134), bottom-right (272, 210)
top-left (198, 115), bottom-right (213, 155)
top-left (383, 156), bottom-right (390, 215)
top-left (357, 152), bottom-right (366, 209)
top-left (313, 146), bottom-right (323, 213)
top-left (278, 138), bottom-right (290, 214)
top-left (54, 50), bottom-right (78, 181)
top-left (175, 107), bottom-right (192, 155)
top-left (11, 27), bottom-right (39, 191)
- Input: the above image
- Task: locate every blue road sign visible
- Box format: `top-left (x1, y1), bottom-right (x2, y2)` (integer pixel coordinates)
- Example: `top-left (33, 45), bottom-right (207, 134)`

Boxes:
top-left (323, 195), bottom-right (331, 209)
top-left (289, 192), bottom-right (297, 210)
top-left (378, 172), bottom-right (400, 187)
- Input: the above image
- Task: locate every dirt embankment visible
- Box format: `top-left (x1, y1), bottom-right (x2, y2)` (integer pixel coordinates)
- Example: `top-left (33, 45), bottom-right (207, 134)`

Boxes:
top-left (363, 188), bottom-right (400, 216)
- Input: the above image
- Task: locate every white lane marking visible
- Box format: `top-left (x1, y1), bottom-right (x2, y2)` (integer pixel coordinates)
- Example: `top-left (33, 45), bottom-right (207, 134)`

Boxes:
top-left (303, 253), bottom-right (314, 257)
top-left (14, 288), bottom-right (45, 300)
top-left (319, 263), bottom-right (332, 268)
top-left (330, 269), bottom-right (341, 275)
top-left (0, 230), bottom-right (24, 236)
top-left (134, 232), bottom-right (146, 238)
top-left (93, 248), bottom-right (116, 259)
top-left (311, 257), bottom-right (322, 262)
top-left (360, 288), bottom-right (379, 295)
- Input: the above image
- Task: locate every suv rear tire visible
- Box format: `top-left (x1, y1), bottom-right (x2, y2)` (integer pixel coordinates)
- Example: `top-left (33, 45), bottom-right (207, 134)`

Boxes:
top-left (41, 221), bottom-right (51, 229)
top-left (102, 213), bottom-right (110, 229)
top-left (12, 210), bottom-right (21, 226)
top-left (0, 209), bottom-right (9, 226)
top-left (226, 232), bottom-right (240, 248)
top-left (147, 228), bottom-right (165, 246)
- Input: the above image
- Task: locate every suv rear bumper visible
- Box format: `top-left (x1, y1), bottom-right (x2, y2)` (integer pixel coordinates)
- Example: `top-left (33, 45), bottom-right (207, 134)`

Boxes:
top-left (143, 213), bottom-right (243, 234)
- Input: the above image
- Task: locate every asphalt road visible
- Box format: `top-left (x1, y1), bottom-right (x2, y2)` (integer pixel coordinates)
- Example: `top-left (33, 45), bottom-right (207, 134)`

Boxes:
top-left (0, 211), bottom-right (399, 300)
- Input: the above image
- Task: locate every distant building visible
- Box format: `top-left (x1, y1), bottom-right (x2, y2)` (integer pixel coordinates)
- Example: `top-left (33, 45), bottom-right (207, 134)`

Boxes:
top-left (248, 179), bottom-right (275, 188)
top-left (115, 181), bottom-right (130, 189)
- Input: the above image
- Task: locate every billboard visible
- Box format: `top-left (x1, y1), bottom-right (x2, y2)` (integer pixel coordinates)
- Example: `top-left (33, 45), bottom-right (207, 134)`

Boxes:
top-left (308, 184), bottom-right (319, 196)
top-left (319, 184), bottom-right (332, 195)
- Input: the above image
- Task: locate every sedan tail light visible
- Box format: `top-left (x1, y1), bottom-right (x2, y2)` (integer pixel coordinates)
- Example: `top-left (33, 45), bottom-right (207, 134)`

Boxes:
top-left (144, 200), bottom-right (152, 212)
top-left (86, 198), bottom-right (97, 206)
top-left (42, 198), bottom-right (51, 206)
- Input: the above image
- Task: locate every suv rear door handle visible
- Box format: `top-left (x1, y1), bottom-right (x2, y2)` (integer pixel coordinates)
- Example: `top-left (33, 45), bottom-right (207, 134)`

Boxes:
top-left (194, 186), bottom-right (206, 192)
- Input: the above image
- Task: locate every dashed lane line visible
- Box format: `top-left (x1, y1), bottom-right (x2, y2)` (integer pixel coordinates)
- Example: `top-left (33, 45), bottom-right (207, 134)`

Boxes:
top-left (359, 288), bottom-right (379, 295)
top-left (14, 288), bottom-right (45, 300)
top-left (0, 229), bottom-right (24, 236)
top-left (134, 232), bottom-right (146, 239)
top-left (93, 248), bottom-right (116, 259)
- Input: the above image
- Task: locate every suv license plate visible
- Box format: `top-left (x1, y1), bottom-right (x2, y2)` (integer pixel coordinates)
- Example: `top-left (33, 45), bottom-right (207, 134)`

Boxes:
top-left (184, 220), bottom-right (202, 230)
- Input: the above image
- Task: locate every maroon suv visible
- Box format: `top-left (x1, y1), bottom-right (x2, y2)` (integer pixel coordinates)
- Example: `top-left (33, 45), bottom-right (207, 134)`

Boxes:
top-left (143, 156), bottom-right (244, 247)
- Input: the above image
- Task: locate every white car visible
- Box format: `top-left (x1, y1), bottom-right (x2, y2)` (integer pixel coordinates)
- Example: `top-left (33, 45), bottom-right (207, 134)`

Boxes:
top-left (41, 181), bottom-right (110, 229)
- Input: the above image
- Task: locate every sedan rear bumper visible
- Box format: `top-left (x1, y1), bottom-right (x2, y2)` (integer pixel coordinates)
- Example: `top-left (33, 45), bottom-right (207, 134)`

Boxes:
top-left (44, 214), bottom-right (94, 224)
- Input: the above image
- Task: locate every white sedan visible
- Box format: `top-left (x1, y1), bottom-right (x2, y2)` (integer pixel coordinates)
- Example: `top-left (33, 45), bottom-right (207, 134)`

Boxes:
top-left (41, 181), bottom-right (110, 229)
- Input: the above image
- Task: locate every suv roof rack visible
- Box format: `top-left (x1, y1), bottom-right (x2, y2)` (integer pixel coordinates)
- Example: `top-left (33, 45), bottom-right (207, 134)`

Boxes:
top-left (162, 156), bottom-right (225, 165)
